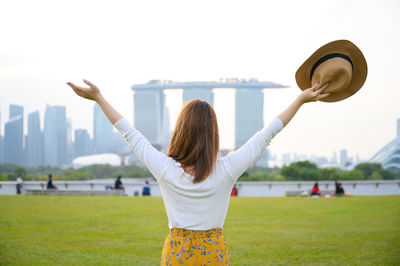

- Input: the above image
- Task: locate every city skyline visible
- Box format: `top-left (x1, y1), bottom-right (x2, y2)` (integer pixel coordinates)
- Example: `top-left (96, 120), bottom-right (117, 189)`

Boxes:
top-left (1, 0), bottom-right (399, 161)
top-left (1, 95), bottom-right (397, 168)
top-left (2, 79), bottom-right (400, 165)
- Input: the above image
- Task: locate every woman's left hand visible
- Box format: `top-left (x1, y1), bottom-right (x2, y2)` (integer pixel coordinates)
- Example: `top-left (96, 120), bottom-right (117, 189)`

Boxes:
top-left (67, 79), bottom-right (102, 102)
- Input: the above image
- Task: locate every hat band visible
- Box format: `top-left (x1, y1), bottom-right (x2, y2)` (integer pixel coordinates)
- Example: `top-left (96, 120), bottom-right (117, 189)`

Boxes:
top-left (310, 53), bottom-right (353, 80)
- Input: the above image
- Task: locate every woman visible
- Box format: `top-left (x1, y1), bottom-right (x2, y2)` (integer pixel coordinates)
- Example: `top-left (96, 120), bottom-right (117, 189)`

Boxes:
top-left (67, 79), bottom-right (329, 265)
top-left (310, 182), bottom-right (321, 196)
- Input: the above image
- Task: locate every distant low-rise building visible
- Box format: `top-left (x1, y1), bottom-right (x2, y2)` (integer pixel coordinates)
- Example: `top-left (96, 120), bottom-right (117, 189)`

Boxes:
top-left (73, 153), bottom-right (121, 168)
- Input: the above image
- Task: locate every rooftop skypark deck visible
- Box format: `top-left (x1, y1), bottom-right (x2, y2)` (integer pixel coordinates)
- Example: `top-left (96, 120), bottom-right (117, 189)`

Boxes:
top-left (131, 78), bottom-right (288, 90)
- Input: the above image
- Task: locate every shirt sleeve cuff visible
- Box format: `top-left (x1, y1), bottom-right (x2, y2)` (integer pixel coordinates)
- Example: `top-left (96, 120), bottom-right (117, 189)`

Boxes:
top-left (260, 117), bottom-right (284, 137)
top-left (113, 118), bottom-right (133, 135)
top-left (273, 117), bottom-right (284, 130)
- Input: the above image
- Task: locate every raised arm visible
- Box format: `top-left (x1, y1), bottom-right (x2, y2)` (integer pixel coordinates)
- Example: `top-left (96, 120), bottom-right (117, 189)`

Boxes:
top-left (67, 79), bottom-right (172, 181)
top-left (67, 79), bottom-right (122, 124)
top-left (221, 82), bottom-right (330, 182)
top-left (277, 81), bottom-right (329, 127)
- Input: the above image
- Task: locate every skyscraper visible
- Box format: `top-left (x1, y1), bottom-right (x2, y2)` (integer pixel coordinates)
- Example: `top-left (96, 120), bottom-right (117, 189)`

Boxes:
top-left (234, 88), bottom-right (264, 149)
top-left (340, 149), bottom-right (348, 169)
top-left (44, 106), bottom-right (57, 166)
top-left (133, 90), bottom-right (164, 147)
top-left (4, 105), bottom-right (24, 164)
top-left (93, 103), bottom-right (114, 153)
top-left (56, 106), bottom-right (68, 167)
top-left (330, 151), bottom-right (338, 165)
top-left (0, 110), bottom-right (3, 163)
top-left (9, 105), bottom-right (23, 120)
top-left (74, 129), bottom-right (91, 158)
top-left (162, 105), bottom-right (171, 150)
top-left (26, 111), bottom-right (43, 167)
top-left (43, 105), bottom-right (68, 167)
top-left (74, 129), bottom-right (91, 157)
top-left (67, 118), bottom-right (73, 164)
top-left (0, 135), bottom-right (3, 163)
top-left (282, 153), bottom-right (291, 165)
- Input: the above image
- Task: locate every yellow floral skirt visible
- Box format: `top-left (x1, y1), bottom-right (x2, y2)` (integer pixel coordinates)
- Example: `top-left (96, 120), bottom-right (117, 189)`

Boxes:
top-left (161, 228), bottom-right (229, 265)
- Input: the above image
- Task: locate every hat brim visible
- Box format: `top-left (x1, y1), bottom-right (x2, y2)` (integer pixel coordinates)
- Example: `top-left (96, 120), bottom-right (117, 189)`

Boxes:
top-left (295, 40), bottom-right (367, 102)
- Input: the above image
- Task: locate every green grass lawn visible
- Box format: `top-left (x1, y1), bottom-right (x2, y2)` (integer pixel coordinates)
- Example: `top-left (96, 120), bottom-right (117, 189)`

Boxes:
top-left (0, 195), bottom-right (399, 265)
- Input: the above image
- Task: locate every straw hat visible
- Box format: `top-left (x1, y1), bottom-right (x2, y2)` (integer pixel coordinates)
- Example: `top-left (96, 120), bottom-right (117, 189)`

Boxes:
top-left (295, 40), bottom-right (367, 102)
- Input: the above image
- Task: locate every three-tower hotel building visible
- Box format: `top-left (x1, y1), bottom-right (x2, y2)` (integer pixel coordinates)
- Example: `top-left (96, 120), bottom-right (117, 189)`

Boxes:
top-left (131, 79), bottom-right (286, 150)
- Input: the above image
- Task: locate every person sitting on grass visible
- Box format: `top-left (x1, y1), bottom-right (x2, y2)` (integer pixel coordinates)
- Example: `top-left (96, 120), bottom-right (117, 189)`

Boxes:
top-left (334, 181), bottom-right (352, 197)
top-left (310, 182), bottom-right (321, 197)
top-left (114, 175), bottom-right (125, 193)
top-left (142, 180), bottom-right (151, 196)
top-left (335, 181), bottom-right (345, 196)
top-left (68, 78), bottom-right (329, 264)
top-left (231, 184), bottom-right (238, 197)
top-left (46, 174), bottom-right (57, 189)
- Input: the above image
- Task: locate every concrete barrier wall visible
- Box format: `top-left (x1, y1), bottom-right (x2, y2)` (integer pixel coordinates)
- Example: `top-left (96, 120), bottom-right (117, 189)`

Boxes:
top-left (235, 180), bottom-right (400, 197)
top-left (1, 179), bottom-right (400, 196)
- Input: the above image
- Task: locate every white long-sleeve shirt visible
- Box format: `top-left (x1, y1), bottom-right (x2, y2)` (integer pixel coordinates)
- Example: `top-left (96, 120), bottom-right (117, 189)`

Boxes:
top-left (114, 117), bottom-right (283, 230)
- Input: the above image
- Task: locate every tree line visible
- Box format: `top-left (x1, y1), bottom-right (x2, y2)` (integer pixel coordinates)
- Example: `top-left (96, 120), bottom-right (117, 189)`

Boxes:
top-left (0, 161), bottom-right (399, 182)
top-left (239, 161), bottom-right (400, 181)
top-left (0, 163), bottom-right (151, 181)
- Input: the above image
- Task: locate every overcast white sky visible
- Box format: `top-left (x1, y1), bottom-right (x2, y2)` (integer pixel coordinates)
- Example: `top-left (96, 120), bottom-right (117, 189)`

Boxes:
top-left (1, 0), bottom-right (399, 161)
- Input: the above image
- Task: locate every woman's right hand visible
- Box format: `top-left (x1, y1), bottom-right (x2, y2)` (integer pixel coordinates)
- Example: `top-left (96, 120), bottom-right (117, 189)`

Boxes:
top-left (276, 81), bottom-right (330, 127)
top-left (297, 82), bottom-right (330, 104)
top-left (67, 79), bottom-right (102, 102)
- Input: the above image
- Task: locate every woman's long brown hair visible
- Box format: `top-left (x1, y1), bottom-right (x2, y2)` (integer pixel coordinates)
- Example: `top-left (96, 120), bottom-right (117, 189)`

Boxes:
top-left (167, 99), bottom-right (219, 183)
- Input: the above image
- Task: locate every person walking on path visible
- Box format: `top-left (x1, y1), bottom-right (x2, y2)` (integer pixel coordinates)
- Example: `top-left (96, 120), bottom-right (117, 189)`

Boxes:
top-left (16, 174), bottom-right (23, 195)
top-left (68, 78), bottom-right (329, 264)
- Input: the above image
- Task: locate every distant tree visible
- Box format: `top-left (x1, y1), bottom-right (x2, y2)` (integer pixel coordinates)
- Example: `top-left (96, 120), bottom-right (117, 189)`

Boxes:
top-left (320, 167), bottom-right (342, 180)
top-left (281, 161), bottom-right (321, 180)
top-left (0, 164), bottom-right (19, 175)
top-left (354, 163), bottom-right (383, 179)
top-left (340, 169), bottom-right (364, 180)
top-left (295, 161), bottom-right (318, 170)
top-left (62, 169), bottom-right (94, 180)
top-left (369, 171), bottom-right (383, 180)
top-left (378, 168), bottom-right (396, 180)
top-left (82, 164), bottom-right (115, 179)
top-left (14, 166), bottom-right (27, 176)
top-left (240, 171), bottom-right (249, 177)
